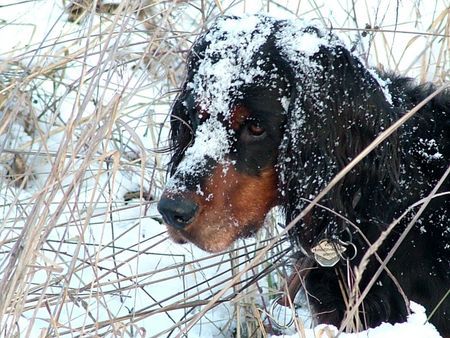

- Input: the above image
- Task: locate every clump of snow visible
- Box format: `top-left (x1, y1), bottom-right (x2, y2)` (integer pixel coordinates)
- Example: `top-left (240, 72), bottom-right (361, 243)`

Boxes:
top-left (189, 15), bottom-right (273, 117)
top-left (275, 18), bottom-right (338, 58)
top-left (166, 118), bottom-right (231, 192)
top-left (416, 138), bottom-right (444, 161)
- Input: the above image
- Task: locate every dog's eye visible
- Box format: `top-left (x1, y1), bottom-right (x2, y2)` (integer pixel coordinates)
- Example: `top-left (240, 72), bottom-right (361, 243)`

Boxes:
top-left (247, 121), bottom-right (266, 137)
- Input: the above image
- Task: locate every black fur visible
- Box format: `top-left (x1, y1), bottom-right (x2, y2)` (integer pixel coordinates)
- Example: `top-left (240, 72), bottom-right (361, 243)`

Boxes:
top-left (165, 16), bottom-right (449, 334)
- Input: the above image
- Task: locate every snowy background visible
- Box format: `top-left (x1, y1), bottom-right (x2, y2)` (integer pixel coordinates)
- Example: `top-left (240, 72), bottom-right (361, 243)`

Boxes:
top-left (0, 0), bottom-right (447, 337)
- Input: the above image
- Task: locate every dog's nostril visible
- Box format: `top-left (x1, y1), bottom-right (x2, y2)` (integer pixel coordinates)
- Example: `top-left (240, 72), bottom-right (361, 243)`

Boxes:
top-left (157, 195), bottom-right (198, 229)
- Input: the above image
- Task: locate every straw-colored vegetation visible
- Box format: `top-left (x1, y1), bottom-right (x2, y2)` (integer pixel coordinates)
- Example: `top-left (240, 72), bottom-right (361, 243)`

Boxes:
top-left (0, 1), bottom-right (448, 337)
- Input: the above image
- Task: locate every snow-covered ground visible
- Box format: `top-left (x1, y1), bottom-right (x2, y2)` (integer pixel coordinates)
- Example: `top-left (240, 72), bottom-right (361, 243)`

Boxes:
top-left (0, 1), bottom-right (447, 337)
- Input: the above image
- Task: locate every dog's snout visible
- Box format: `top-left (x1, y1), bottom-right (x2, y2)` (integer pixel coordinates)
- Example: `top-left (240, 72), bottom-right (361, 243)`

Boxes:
top-left (157, 195), bottom-right (198, 229)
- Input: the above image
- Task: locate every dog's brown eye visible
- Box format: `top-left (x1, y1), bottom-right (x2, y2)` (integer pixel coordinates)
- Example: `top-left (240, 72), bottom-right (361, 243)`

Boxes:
top-left (247, 122), bottom-right (266, 136)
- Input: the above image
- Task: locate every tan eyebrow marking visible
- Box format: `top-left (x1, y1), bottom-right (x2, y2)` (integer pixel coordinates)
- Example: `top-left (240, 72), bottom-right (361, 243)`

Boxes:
top-left (230, 105), bottom-right (251, 131)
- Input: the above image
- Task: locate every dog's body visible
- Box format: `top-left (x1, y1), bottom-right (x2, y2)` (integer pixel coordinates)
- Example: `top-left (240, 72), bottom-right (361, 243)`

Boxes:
top-left (157, 15), bottom-right (449, 335)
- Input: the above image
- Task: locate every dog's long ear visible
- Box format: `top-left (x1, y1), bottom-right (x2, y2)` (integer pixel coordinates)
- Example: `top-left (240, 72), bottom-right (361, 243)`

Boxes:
top-left (274, 26), bottom-right (399, 241)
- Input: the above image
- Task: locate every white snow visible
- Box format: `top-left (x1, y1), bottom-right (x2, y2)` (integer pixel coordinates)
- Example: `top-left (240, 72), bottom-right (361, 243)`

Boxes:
top-left (416, 138), bottom-right (444, 161)
top-left (275, 18), bottom-right (337, 58)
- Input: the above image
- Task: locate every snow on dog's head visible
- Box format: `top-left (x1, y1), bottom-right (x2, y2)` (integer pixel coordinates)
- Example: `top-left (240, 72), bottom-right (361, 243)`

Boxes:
top-left (158, 14), bottom-right (393, 252)
top-left (166, 15), bottom-right (346, 191)
top-left (167, 15), bottom-right (275, 192)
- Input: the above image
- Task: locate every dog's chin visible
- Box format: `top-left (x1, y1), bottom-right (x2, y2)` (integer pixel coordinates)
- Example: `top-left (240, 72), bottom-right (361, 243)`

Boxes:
top-left (192, 239), bottom-right (234, 253)
top-left (166, 226), bottom-right (187, 244)
top-left (165, 224), bottom-right (241, 253)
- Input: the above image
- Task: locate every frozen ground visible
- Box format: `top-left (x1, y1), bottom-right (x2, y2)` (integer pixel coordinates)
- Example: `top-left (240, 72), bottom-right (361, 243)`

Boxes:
top-left (0, 1), bottom-right (447, 337)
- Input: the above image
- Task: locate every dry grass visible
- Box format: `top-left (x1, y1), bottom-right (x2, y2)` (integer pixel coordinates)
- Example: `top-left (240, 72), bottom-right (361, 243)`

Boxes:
top-left (0, 1), bottom-right (448, 337)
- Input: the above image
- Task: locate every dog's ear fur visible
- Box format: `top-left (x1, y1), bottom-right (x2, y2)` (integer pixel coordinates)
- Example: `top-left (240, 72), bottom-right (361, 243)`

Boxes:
top-left (276, 36), bottom-right (399, 245)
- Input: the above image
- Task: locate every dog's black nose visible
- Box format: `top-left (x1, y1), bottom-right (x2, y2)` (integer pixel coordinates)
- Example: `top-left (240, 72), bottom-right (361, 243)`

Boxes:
top-left (157, 195), bottom-right (198, 229)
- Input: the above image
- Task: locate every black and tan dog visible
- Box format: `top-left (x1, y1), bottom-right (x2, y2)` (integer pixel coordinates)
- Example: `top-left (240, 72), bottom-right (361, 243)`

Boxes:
top-left (158, 15), bottom-right (449, 335)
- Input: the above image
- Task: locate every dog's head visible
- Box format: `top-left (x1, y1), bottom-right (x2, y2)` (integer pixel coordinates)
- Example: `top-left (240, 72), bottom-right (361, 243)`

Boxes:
top-left (157, 15), bottom-right (394, 252)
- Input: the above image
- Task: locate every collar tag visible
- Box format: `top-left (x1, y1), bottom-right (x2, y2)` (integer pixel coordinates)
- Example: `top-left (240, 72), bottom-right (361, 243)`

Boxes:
top-left (311, 239), bottom-right (346, 267)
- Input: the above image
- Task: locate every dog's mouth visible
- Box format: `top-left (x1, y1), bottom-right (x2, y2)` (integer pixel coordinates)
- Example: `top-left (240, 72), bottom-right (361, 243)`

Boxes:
top-left (165, 226), bottom-right (188, 244)
top-left (164, 219), bottom-right (242, 253)
top-left (158, 164), bottom-right (279, 253)
top-left (159, 197), bottom-right (267, 253)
